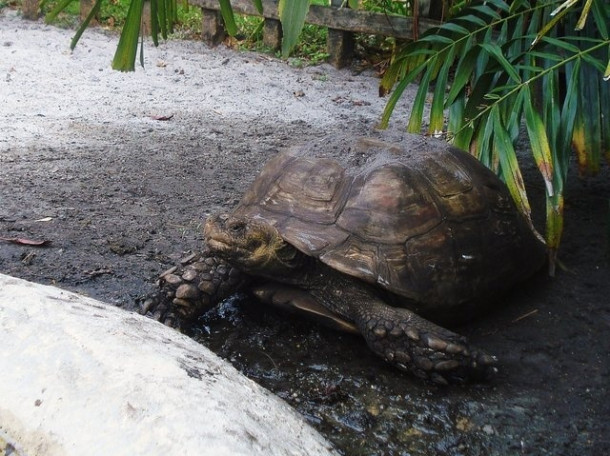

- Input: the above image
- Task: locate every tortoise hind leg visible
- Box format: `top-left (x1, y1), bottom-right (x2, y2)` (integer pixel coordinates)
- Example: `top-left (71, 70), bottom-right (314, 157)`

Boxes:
top-left (351, 301), bottom-right (497, 384)
top-left (252, 283), bottom-right (360, 333)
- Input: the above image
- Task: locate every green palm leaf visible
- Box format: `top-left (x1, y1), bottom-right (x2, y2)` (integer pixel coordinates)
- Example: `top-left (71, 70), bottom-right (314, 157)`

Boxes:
top-left (278, 0), bottom-right (311, 58)
top-left (112, 0), bottom-right (144, 71)
top-left (70, 0), bottom-right (103, 50)
top-left (381, 0), bottom-right (610, 272)
top-left (523, 85), bottom-right (554, 198)
top-left (218, 0), bottom-right (238, 36)
top-left (61, 1), bottom-right (318, 70)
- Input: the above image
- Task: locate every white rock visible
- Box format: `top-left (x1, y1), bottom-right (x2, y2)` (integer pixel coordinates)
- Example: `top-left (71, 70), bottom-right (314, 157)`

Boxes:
top-left (0, 274), bottom-right (337, 456)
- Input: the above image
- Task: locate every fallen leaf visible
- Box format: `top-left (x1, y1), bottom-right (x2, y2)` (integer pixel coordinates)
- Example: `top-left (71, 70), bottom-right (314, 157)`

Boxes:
top-left (0, 237), bottom-right (52, 246)
top-left (151, 114), bottom-right (174, 121)
top-left (456, 416), bottom-right (474, 432)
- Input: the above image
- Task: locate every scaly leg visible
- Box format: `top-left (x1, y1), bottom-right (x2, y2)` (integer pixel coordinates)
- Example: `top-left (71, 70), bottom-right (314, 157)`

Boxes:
top-left (352, 300), bottom-right (497, 384)
top-left (139, 248), bottom-right (248, 327)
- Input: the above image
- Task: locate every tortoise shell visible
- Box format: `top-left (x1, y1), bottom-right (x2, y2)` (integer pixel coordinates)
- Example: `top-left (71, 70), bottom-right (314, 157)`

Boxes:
top-left (233, 136), bottom-right (544, 318)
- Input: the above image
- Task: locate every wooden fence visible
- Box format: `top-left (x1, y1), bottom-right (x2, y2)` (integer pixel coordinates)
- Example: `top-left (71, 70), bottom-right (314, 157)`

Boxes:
top-left (192, 0), bottom-right (442, 67)
top-left (21, 0), bottom-right (442, 68)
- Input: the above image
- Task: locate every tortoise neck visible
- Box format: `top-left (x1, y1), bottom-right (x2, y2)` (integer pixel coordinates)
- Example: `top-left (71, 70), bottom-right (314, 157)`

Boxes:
top-left (250, 242), bottom-right (311, 280)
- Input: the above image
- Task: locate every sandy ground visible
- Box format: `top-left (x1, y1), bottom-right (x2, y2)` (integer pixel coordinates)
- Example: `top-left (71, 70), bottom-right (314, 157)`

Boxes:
top-left (1, 7), bottom-right (609, 456)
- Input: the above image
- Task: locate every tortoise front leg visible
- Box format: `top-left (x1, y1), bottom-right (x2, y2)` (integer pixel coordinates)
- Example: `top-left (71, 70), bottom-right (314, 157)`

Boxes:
top-left (139, 248), bottom-right (249, 328)
top-left (352, 301), bottom-right (497, 384)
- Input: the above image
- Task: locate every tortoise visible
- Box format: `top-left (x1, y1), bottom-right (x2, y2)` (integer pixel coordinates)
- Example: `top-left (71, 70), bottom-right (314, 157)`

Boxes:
top-left (141, 135), bottom-right (546, 384)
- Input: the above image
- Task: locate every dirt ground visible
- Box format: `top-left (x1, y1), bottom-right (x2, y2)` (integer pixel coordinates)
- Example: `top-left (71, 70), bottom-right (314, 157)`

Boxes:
top-left (1, 8), bottom-right (609, 456)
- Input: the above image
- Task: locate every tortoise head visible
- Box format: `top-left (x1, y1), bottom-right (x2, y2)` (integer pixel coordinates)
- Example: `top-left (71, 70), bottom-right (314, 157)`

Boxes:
top-left (204, 214), bottom-right (302, 276)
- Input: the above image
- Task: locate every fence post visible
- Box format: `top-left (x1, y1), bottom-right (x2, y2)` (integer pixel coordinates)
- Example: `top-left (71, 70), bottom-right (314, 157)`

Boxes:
top-left (22, 0), bottom-right (39, 20)
top-left (202, 8), bottom-right (226, 45)
top-left (326, 0), bottom-right (354, 68)
top-left (263, 18), bottom-right (282, 50)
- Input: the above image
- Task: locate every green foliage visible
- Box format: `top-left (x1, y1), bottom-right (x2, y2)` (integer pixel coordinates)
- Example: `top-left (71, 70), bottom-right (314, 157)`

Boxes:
top-left (112, 0), bottom-right (179, 70)
top-left (71, 0), bottom-right (103, 48)
top-left (290, 22), bottom-right (329, 64)
top-left (278, 0), bottom-right (311, 57)
top-left (380, 0), bottom-right (610, 273)
top-left (43, 0), bottom-right (323, 68)
top-left (360, 0), bottom-right (409, 16)
top-left (99, 0), bottom-right (131, 26)
top-left (41, 0), bottom-right (129, 27)
top-left (111, 0), bottom-right (143, 69)
top-left (218, 0), bottom-right (237, 36)
top-left (40, 0), bottom-right (80, 27)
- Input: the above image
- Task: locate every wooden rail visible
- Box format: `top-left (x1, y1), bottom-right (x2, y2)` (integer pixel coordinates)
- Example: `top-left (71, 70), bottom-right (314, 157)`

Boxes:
top-left (191, 0), bottom-right (441, 67)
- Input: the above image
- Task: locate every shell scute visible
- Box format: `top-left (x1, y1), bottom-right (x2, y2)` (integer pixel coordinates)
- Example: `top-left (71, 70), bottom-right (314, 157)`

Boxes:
top-left (320, 236), bottom-right (379, 284)
top-left (260, 156), bottom-right (346, 223)
top-left (420, 153), bottom-right (473, 197)
top-left (337, 165), bottom-right (442, 244)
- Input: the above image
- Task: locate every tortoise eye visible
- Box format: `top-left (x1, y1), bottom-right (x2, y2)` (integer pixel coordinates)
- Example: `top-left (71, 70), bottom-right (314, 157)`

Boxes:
top-left (227, 220), bottom-right (245, 235)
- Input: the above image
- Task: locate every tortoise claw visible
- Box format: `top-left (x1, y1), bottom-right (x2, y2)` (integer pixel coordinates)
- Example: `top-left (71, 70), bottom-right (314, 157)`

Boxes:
top-left (137, 291), bottom-right (182, 328)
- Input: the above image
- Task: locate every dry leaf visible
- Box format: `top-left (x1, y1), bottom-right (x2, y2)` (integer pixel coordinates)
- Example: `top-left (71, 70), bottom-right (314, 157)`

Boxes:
top-left (151, 114), bottom-right (174, 121)
top-left (0, 237), bottom-right (52, 246)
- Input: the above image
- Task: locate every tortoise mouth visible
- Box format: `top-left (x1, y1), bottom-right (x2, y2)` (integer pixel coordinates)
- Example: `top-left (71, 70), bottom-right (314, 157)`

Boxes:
top-left (203, 217), bottom-right (230, 253)
top-left (206, 237), bottom-right (230, 253)
top-left (204, 214), bottom-right (293, 270)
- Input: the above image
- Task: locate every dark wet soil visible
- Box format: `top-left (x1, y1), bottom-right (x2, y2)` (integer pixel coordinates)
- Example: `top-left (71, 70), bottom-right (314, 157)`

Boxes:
top-left (1, 10), bottom-right (609, 456)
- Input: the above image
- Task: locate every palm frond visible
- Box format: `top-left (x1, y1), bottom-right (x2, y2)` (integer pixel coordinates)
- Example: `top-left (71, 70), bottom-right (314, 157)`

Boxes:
top-left (381, 0), bottom-right (610, 272)
top-left (111, 0), bottom-right (145, 71)
top-left (278, 0), bottom-right (312, 58)
top-left (70, 0), bottom-right (103, 50)
top-left (219, 0), bottom-right (238, 36)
